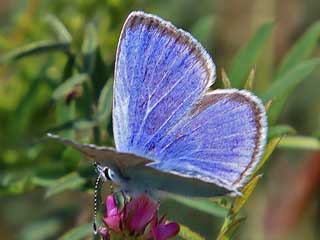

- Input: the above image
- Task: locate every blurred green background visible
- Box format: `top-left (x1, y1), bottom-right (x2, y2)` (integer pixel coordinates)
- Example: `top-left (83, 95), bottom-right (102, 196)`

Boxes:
top-left (0, 0), bottom-right (320, 239)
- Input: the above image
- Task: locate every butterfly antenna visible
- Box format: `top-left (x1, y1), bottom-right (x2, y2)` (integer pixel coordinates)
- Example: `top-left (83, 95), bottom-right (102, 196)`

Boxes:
top-left (93, 169), bottom-right (102, 235)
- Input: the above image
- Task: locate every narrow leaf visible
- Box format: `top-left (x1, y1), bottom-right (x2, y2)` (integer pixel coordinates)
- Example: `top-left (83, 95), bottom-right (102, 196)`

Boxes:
top-left (45, 14), bottom-right (72, 42)
top-left (82, 23), bottom-right (98, 74)
top-left (262, 58), bottom-right (320, 102)
top-left (264, 99), bottom-right (272, 111)
top-left (275, 21), bottom-right (320, 79)
top-left (278, 136), bottom-right (320, 150)
top-left (229, 22), bottom-right (273, 87)
top-left (59, 223), bottom-right (92, 240)
top-left (170, 195), bottom-right (228, 217)
top-left (221, 68), bottom-right (232, 88)
top-left (217, 217), bottom-right (246, 240)
top-left (243, 67), bottom-right (255, 90)
top-left (262, 58), bottom-right (320, 123)
top-left (52, 73), bottom-right (89, 100)
top-left (0, 40), bottom-right (69, 63)
top-left (20, 219), bottom-right (62, 240)
top-left (45, 172), bottom-right (86, 198)
top-left (96, 78), bottom-right (113, 123)
top-left (231, 175), bottom-right (262, 214)
top-left (253, 137), bottom-right (282, 175)
top-left (268, 124), bottom-right (296, 140)
top-left (191, 15), bottom-right (215, 47)
top-left (178, 224), bottom-right (205, 240)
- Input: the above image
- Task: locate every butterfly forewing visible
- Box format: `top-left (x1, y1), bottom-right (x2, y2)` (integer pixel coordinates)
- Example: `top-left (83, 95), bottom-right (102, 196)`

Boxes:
top-left (113, 11), bottom-right (215, 154)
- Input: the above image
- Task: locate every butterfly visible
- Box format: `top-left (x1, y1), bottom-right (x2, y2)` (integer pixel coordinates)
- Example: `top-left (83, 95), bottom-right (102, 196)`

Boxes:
top-left (48, 11), bottom-right (267, 198)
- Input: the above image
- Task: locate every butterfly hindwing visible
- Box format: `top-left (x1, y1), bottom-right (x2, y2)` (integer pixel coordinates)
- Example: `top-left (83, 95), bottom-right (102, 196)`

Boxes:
top-left (148, 89), bottom-right (267, 191)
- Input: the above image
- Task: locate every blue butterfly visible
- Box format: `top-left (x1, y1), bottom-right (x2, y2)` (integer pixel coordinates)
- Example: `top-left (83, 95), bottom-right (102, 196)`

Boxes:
top-left (48, 11), bottom-right (267, 198)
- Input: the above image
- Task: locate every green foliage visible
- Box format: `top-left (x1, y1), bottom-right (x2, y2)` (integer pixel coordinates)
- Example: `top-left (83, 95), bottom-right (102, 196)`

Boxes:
top-left (262, 58), bottom-right (320, 123)
top-left (179, 224), bottom-right (205, 240)
top-left (170, 195), bottom-right (228, 218)
top-left (58, 223), bottom-right (92, 240)
top-left (45, 172), bottom-right (86, 198)
top-left (0, 1), bottom-right (319, 239)
top-left (275, 21), bottom-right (320, 79)
top-left (228, 22), bottom-right (274, 88)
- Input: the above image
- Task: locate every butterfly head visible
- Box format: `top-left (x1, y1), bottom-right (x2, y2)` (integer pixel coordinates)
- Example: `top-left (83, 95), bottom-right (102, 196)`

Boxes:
top-left (94, 162), bottom-right (115, 182)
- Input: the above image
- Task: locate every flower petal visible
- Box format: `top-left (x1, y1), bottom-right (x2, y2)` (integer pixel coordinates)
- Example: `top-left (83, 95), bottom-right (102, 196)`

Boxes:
top-left (103, 195), bottom-right (123, 232)
top-left (152, 222), bottom-right (180, 240)
top-left (99, 227), bottom-right (110, 240)
top-left (125, 194), bottom-right (157, 234)
top-left (105, 195), bottom-right (118, 216)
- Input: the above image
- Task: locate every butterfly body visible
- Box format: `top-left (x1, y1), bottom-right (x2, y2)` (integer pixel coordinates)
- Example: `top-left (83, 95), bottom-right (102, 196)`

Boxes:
top-left (48, 11), bottom-right (267, 197)
top-left (107, 165), bottom-right (229, 198)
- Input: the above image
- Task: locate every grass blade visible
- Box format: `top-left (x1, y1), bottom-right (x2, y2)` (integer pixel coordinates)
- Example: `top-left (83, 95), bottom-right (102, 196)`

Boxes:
top-left (275, 21), bottom-right (320, 79)
top-left (231, 175), bottom-right (262, 215)
top-left (254, 137), bottom-right (282, 175)
top-left (59, 223), bottom-right (92, 240)
top-left (278, 136), bottom-right (320, 150)
top-left (228, 22), bottom-right (273, 88)
top-left (52, 73), bottom-right (89, 100)
top-left (96, 78), bottom-right (113, 123)
top-left (82, 22), bottom-right (98, 75)
top-left (170, 195), bottom-right (228, 217)
top-left (45, 172), bottom-right (86, 198)
top-left (178, 224), bottom-right (205, 240)
top-left (261, 58), bottom-right (320, 123)
top-left (45, 14), bottom-right (72, 42)
top-left (0, 40), bottom-right (69, 63)
top-left (268, 124), bottom-right (296, 140)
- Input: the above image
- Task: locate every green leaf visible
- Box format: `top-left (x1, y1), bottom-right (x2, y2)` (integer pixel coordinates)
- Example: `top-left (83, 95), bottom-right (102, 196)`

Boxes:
top-left (0, 172), bottom-right (33, 195)
top-left (243, 67), bottom-right (255, 90)
top-left (96, 78), bottom-right (113, 123)
top-left (262, 58), bottom-right (320, 102)
top-left (191, 15), bottom-right (215, 47)
top-left (0, 40), bottom-right (69, 63)
top-left (59, 223), bottom-right (92, 240)
top-left (178, 224), bottom-right (205, 240)
top-left (275, 21), bottom-right (320, 79)
top-left (231, 175), bottom-right (262, 215)
top-left (170, 195), bottom-right (228, 217)
top-left (45, 14), bottom-right (72, 42)
top-left (46, 118), bottom-right (95, 133)
top-left (228, 22), bottom-right (273, 88)
top-left (74, 119), bottom-right (97, 130)
top-left (217, 217), bottom-right (246, 240)
top-left (262, 58), bottom-right (320, 123)
top-left (82, 23), bottom-right (98, 74)
top-left (221, 68), bottom-right (232, 88)
top-left (45, 172), bottom-right (86, 198)
top-left (31, 176), bottom-right (57, 187)
top-left (278, 136), bottom-right (320, 150)
top-left (52, 73), bottom-right (89, 100)
top-left (253, 137), bottom-right (282, 175)
top-left (268, 124), bottom-right (296, 140)
top-left (20, 218), bottom-right (62, 240)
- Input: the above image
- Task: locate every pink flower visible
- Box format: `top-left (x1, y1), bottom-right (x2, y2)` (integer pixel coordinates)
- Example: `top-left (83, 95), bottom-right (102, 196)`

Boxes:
top-left (99, 227), bottom-right (110, 240)
top-left (124, 194), bottom-right (157, 234)
top-left (103, 195), bottom-right (123, 232)
top-left (100, 193), bottom-right (179, 240)
top-left (151, 216), bottom-right (180, 240)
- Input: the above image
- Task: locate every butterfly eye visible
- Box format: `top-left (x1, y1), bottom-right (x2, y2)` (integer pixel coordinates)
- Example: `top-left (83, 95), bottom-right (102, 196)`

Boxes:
top-left (104, 168), bottom-right (112, 181)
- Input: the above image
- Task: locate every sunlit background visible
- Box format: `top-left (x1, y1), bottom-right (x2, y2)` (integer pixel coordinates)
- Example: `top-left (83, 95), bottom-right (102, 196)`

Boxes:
top-left (1, 0), bottom-right (319, 239)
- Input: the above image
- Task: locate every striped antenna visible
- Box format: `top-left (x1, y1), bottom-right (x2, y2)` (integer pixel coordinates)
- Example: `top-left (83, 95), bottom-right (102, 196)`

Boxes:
top-left (93, 163), bottom-right (102, 235)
